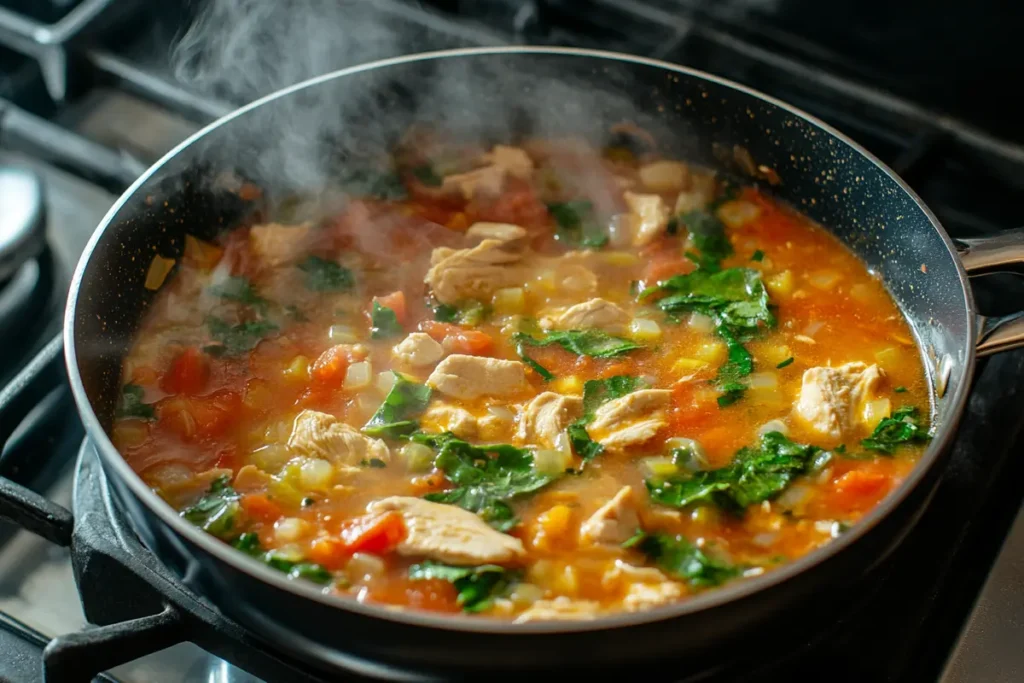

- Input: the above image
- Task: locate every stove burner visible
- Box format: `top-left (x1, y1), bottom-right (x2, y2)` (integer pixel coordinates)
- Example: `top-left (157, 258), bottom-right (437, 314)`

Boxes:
top-left (0, 166), bottom-right (45, 283)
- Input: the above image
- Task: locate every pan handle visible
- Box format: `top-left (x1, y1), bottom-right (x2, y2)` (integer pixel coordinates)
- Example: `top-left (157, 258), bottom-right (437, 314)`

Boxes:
top-left (956, 228), bottom-right (1024, 356)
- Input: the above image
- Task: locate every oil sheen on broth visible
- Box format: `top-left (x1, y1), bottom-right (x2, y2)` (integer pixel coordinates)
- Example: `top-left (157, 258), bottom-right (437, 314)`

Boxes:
top-left (112, 131), bottom-right (930, 621)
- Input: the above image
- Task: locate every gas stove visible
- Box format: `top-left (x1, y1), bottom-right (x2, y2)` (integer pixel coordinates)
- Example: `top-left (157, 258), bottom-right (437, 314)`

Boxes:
top-left (1, 1), bottom-right (1023, 681)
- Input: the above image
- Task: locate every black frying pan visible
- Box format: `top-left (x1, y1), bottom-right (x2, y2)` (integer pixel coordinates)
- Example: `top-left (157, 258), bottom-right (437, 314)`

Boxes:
top-left (12, 47), bottom-right (1024, 679)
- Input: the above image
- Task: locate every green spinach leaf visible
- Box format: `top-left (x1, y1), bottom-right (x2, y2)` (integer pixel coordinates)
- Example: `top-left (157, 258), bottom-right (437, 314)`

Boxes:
top-left (208, 276), bottom-right (268, 313)
top-left (298, 256), bottom-right (355, 292)
top-left (511, 330), bottom-right (643, 380)
top-left (117, 384), bottom-right (154, 420)
top-left (547, 200), bottom-right (608, 248)
top-left (630, 531), bottom-right (740, 588)
top-left (433, 300), bottom-right (490, 326)
top-left (861, 406), bottom-right (930, 454)
top-left (205, 317), bottom-right (278, 356)
top-left (363, 372), bottom-right (432, 438)
top-left (647, 431), bottom-right (820, 514)
top-left (370, 301), bottom-right (404, 339)
top-left (411, 432), bottom-right (556, 531)
top-left (680, 209), bottom-right (732, 268)
top-left (181, 475), bottom-right (241, 540)
top-left (408, 561), bottom-right (518, 612)
top-left (230, 533), bottom-right (333, 585)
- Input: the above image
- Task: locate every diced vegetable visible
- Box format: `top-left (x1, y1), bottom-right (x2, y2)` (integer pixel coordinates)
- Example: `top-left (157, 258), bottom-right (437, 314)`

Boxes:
top-left (311, 345), bottom-right (353, 386)
top-left (328, 324), bottom-right (359, 344)
top-left (117, 384), bottom-right (154, 420)
top-left (862, 398), bottom-right (892, 429)
top-left (626, 530), bottom-right (739, 588)
top-left (363, 372), bottom-right (432, 438)
top-left (639, 161), bottom-right (689, 192)
top-left (492, 287), bottom-right (526, 315)
top-left (370, 302), bottom-right (404, 339)
top-left (144, 255), bottom-right (175, 291)
top-left (533, 448), bottom-right (574, 476)
top-left (641, 456), bottom-right (679, 479)
top-left (343, 361), bottom-right (373, 391)
top-left (861, 406), bottom-right (929, 454)
top-left (512, 330), bottom-right (643, 380)
top-left (181, 476), bottom-right (240, 540)
top-left (183, 235), bottom-right (224, 270)
top-left (273, 517), bottom-right (309, 543)
top-left (375, 291), bottom-right (408, 325)
top-left (666, 437), bottom-right (708, 471)
top-left (756, 419), bottom-right (789, 437)
top-left (807, 270), bottom-right (841, 291)
top-left (765, 270), bottom-right (794, 298)
top-left (161, 347), bottom-right (210, 395)
top-left (629, 318), bottom-right (662, 342)
top-left (298, 256), bottom-right (354, 292)
top-left (408, 561), bottom-right (519, 613)
top-left (688, 312), bottom-right (716, 334)
top-left (283, 355), bottom-right (311, 382)
top-left (298, 458), bottom-right (334, 490)
top-left (399, 442), bottom-right (436, 473)
top-left (716, 199), bottom-right (761, 228)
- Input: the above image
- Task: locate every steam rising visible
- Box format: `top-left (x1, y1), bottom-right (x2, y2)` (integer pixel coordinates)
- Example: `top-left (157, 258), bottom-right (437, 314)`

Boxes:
top-left (168, 0), bottom-right (697, 210)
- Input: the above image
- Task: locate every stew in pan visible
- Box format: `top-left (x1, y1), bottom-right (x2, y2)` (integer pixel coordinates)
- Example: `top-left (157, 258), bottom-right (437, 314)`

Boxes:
top-left (111, 131), bottom-right (930, 620)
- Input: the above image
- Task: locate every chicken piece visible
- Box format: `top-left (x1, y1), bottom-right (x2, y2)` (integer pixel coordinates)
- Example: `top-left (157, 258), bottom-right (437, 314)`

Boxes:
top-left (622, 580), bottom-right (685, 612)
top-left (546, 298), bottom-right (630, 335)
top-left (793, 362), bottom-right (885, 441)
top-left (248, 222), bottom-right (314, 267)
top-left (465, 222), bottom-right (528, 248)
top-left (485, 145), bottom-right (534, 179)
top-left (601, 560), bottom-right (670, 590)
top-left (232, 464), bottom-right (272, 493)
top-left (516, 392), bottom-right (583, 449)
top-left (392, 333), bottom-right (445, 368)
top-left (287, 410), bottom-right (390, 465)
top-left (588, 389), bottom-right (672, 451)
top-left (422, 404), bottom-right (479, 439)
top-left (367, 496), bottom-right (525, 565)
top-left (426, 354), bottom-right (530, 401)
top-left (513, 597), bottom-right (602, 623)
top-left (579, 486), bottom-right (640, 545)
top-left (441, 164), bottom-right (506, 200)
top-left (623, 192), bottom-right (669, 246)
top-left (424, 239), bottom-right (525, 305)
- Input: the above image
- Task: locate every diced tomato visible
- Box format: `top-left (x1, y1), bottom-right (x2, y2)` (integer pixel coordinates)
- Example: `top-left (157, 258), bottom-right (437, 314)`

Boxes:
top-left (157, 389), bottom-right (241, 441)
top-left (240, 493), bottom-right (283, 524)
top-left (828, 469), bottom-right (892, 514)
top-left (467, 178), bottom-right (548, 228)
top-left (161, 347), bottom-right (210, 395)
top-left (311, 345), bottom-right (353, 386)
top-left (306, 511), bottom-right (406, 569)
top-left (374, 291), bottom-right (408, 325)
top-left (341, 511), bottom-right (407, 554)
top-left (419, 321), bottom-right (494, 356)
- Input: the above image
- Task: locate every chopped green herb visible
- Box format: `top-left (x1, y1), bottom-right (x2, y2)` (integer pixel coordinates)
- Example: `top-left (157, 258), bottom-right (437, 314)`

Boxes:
top-left (363, 372), bottom-right (432, 439)
top-left (182, 475), bottom-right (241, 539)
top-left (360, 458), bottom-right (387, 468)
top-left (408, 561), bottom-right (518, 612)
top-left (411, 164), bottom-right (444, 187)
top-left (432, 300), bottom-right (490, 326)
top-left (628, 531), bottom-right (740, 588)
top-left (679, 209), bottom-right (732, 269)
top-left (208, 276), bottom-right (269, 313)
top-left (547, 200), bottom-right (608, 248)
top-left (751, 249), bottom-right (765, 262)
top-left (298, 256), bottom-right (354, 292)
top-left (370, 301), bottom-right (404, 339)
top-left (894, 386), bottom-right (908, 393)
top-left (231, 531), bottom-right (333, 584)
top-left (116, 384), bottom-right (154, 420)
top-left (231, 532), bottom-right (262, 555)
top-left (776, 357), bottom-right (795, 369)
top-left (411, 432), bottom-right (556, 531)
top-left (641, 266), bottom-right (773, 406)
top-left (568, 375), bottom-right (646, 461)
top-left (647, 431), bottom-right (820, 514)
top-left (861, 406), bottom-right (930, 454)
top-left (205, 317), bottom-right (278, 356)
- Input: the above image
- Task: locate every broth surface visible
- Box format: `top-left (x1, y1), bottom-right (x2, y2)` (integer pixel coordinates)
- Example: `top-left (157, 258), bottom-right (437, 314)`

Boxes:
top-left (113, 133), bottom-right (930, 620)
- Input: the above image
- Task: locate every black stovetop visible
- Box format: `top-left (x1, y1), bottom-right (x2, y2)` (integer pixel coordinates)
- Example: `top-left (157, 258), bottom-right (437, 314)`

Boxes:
top-left (1, 1), bottom-right (1024, 682)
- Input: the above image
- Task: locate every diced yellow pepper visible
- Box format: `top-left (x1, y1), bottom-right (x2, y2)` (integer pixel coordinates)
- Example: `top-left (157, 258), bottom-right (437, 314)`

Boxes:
top-left (492, 287), bottom-right (526, 315)
top-left (672, 357), bottom-right (708, 374)
top-left (551, 375), bottom-right (583, 395)
top-left (693, 341), bottom-right (727, 365)
top-left (766, 270), bottom-right (794, 298)
top-left (283, 356), bottom-right (310, 382)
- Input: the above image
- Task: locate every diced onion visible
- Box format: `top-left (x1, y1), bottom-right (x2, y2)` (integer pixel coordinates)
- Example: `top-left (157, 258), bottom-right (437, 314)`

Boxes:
top-left (746, 372), bottom-right (779, 390)
top-left (356, 392), bottom-right (380, 418)
top-left (346, 552), bottom-right (386, 581)
top-left (487, 406), bottom-right (515, 422)
top-left (399, 442), bottom-right (436, 473)
top-left (752, 532), bottom-right (779, 548)
top-left (343, 361), bottom-right (372, 390)
top-left (776, 483), bottom-right (812, 511)
top-left (688, 312), bottom-right (716, 335)
top-left (329, 324), bottom-right (359, 344)
top-left (862, 397), bottom-right (892, 429)
top-left (274, 517), bottom-right (308, 544)
top-left (298, 458), bottom-right (334, 490)
top-left (376, 371), bottom-right (396, 394)
top-left (533, 449), bottom-right (573, 476)
top-left (607, 213), bottom-right (639, 248)
top-left (694, 341), bottom-right (727, 364)
top-left (716, 200), bottom-right (761, 228)
top-left (629, 318), bottom-right (662, 342)
top-left (507, 583), bottom-right (545, 606)
top-left (765, 270), bottom-right (794, 298)
top-left (282, 356), bottom-right (310, 382)
top-left (492, 287), bottom-right (526, 315)
top-left (757, 419), bottom-right (789, 437)
top-left (249, 444), bottom-right (291, 472)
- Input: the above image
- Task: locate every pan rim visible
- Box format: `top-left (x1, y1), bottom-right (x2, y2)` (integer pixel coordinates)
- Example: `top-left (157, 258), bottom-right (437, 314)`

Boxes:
top-left (64, 45), bottom-right (977, 636)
